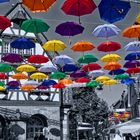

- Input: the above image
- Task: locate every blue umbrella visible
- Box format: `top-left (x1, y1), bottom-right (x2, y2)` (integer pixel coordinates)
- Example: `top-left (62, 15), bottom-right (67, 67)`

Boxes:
top-left (124, 41), bottom-right (140, 52)
top-left (125, 52), bottom-right (140, 61)
top-left (41, 79), bottom-right (57, 86)
top-left (38, 65), bottom-right (58, 73)
top-left (10, 38), bottom-right (35, 49)
top-left (109, 68), bottom-right (125, 75)
top-left (0, 0), bottom-right (9, 3)
top-left (88, 70), bottom-right (105, 78)
top-left (63, 64), bottom-right (79, 72)
top-left (121, 78), bottom-right (135, 85)
top-left (6, 86), bottom-right (19, 90)
top-left (98, 0), bottom-right (131, 23)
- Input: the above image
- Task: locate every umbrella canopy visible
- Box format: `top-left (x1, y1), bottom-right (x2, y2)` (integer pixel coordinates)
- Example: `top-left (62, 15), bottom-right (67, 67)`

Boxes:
top-left (95, 76), bottom-right (110, 82)
top-left (28, 55), bottom-right (49, 64)
top-left (7, 81), bottom-right (20, 86)
top-left (122, 25), bottom-right (140, 38)
top-left (136, 13), bottom-right (140, 24)
top-left (0, 0), bottom-right (10, 3)
top-left (101, 54), bottom-right (121, 62)
top-left (97, 41), bottom-right (121, 52)
top-left (0, 73), bottom-right (8, 79)
top-left (86, 80), bottom-right (99, 87)
top-left (75, 77), bottom-right (90, 83)
top-left (24, 80), bottom-right (39, 86)
top-left (71, 41), bottom-right (95, 52)
top-left (17, 64), bottom-right (36, 72)
top-left (70, 70), bottom-right (86, 78)
top-left (0, 63), bottom-right (14, 72)
top-left (98, 0), bottom-right (131, 23)
top-left (55, 21), bottom-right (84, 36)
top-left (88, 70), bottom-right (105, 77)
top-left (78, 54), bottom-right (98, 64)
top-left (36, 85), bottom-right (49, 90)
top-left (121, 78), bottom-right (135, 85)
top-left (52, 55), bottom-right (74, 66)
top-left (124, 41), bottom-right (140, 52)
top-left (109, 68), bottom-right (125, 75)
top-left (59, 79), bottom-right (73, 85)
top-left (21, 85), bottom-right (35, 91)
top-left (0, 81), bottom-right (5, 87)
top-left (114, 74), bottom-right (129, 80)
top-left (50, 72), bottom-right (66, 80)
top-left (11, 73), bottom-right (28, 80)
top-left (43, 40), bottom-right (67, 52)
top-left (124, 60), bottom-right (140, 68)
top-left (21, 18), bottom-right (50, 34)
top-left (41, 79), bottom-right (57, 86)
top-left (93, 24), bottom-right (120, 38)
top-left (104, 62), bottom-right (122, 70)
top-left (126, 68), bottom-right (140, 74)
top-left (30, 72), bottom-right (47, 80)
top-left (2, 53), bottom-right (23, 63)
top-left (63, 64), bottom-right (79, 72)
top-left (0, 16), bottom-right (11, 30)
top-left (53, 83), bottom-right (66, 89)
top-left (23, 0), bottom-right (56, 12)
top-left (103, 79), bottom-right (117, 85)
top-left (6, 86), bottom-right (19, 90)
top-left (82, 63), bottom-right (101, 72)
top-left (10, 38), bottom-right (35, 49)
top-left (0, 86), bottom-right (4, 91)
top-left (38, 65), bottom-right (58, 73)
top-left (125, 52), bottom-right (140, 61)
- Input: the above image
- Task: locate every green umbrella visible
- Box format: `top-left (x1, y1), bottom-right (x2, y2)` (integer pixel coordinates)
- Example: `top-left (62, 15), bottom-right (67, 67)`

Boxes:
top-left (50, 72), bottom-right (66, 80)
top-left (86, 80), bottom-right (99, 87)
top-left (21, 18), bottom-right (50, 34)
top-left (114, 74), bottom-right (129, 80)
top-left (0, 81), bottom-right (5, 87)
top-left (78, 54), bottom-right (98, 64)
top-left (0, 63), bottom-right (14, 72)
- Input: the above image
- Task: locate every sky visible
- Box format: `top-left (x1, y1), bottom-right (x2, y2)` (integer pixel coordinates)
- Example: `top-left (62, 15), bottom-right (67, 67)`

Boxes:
top-left (0, 0), bottom-right (140, 106)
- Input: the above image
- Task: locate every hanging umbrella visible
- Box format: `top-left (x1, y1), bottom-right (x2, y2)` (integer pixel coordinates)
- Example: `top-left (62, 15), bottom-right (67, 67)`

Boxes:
top-left (122, 25), bottom-right (140, 38)
top-left (125, 52), bottom-right (140, 61)
top-left (21, 18), bottom-right (50, 34)
top-left (124, 60), bottom-right (140, 68)
top-left (0, 73), bottom-right (8, 79)
top-left (77, 54), bottom-right (98, 64)
top-left (88, 70), bottom-right (105, 78)
top-left (0, 86), bottom-right (4, 91)
top-left (53, 83), bottom-right (66, 89)
top-left (6, 86), bottom-right (19, 90)
top-left (0, 0), bottom-right (10, 3)
top-left (103, 79), bottom-right (117, 85)
top-left (126, 68), bottom-right (140, 74)
top-left (50, 72), bottom-right (66, 80)
top-left (24, 80), bottom-right (39, 86)
top-left (70, 70), bottom-right (86, 78)
top-left (11, 73), bottom-right (28, 80)
top-left (101, 54), bottom-right (121, 62)
top-left (2, 53), bottom-right (23, 63)
top-left (104, 62), bottom-right (122, 70)
top-left (23, 0), bottom-right (56, 12)
top-left (10, 38), bottom-right (35, 49)
top-left (59, 79), bottom-right (73, 85)
top-left (0, 81), bottom-right (5, 87)
top-left (82, 63), bottom-right (101, 72)
top-left (124, 41), bottom-right (140, 51)
top-left (52, 55), bottom-right (74, 66)
top-left (114, 74), bottom-right (129, 80)
top-left (93, 24), bottom-right (120, 38)
top-left (41, 79), bottom-right (57, 86)
top-left (0, 16), bottom-right (11, 30)
top-left (28, 54), bottom-right (49, 64)
top-left (21, 85), bottom-right (35, 91)
top-left (30, 72), bottom-right (47, 80)
top-left (121, 78), bottom-right (135, 85)
top-left (7, 81), bottom-right (20, 86)
top-left (136, 13), bottom-right (140, 24)
top-left (97, 41), bottom-right (121, 52)
top-left (108, 68), bottom-right (125, 75)
top-left (36, 85), bottom-right (49, 90)
top-left (38, 65), bottom-right (58, 73)
top-left (86, 80), bottom-right (99, 87)
top-left (63, 64), bottom-right (79, 72)
top-left (17, 64), bottom-right (36, 72)
top-left (98, 0), bottom-right (131, 23)
top-left (75, 77), bottom-right (90, 83)
top-left (43, 40), bottom-right (67, 52)
top-left (0, 63), bottom-right (14, 72)
top-left (61, 0), bottom-right (96, 23)
top-left (95, 76), bottom-right (110, 82)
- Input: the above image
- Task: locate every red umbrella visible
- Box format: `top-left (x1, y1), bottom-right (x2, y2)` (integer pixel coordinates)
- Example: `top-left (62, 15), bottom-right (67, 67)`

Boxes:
top-left (61, 0), bottom-right (96, 23)
top-left (97, 41), bottom-right (121, 52)
top-left (0, 16), bottom-right (11, 30)
top-left (82, 63), bottom-right (101, 72)
top-left (76, 77), bottom-right (90, 83)
top-left (0, 73), bottom-right (8, 79)
top-left (52, 83), bottom-right (66, 89)
top-left (126, 68), bottom-right (140, 74)
top-left (28, 55), bottom-right (49, 64)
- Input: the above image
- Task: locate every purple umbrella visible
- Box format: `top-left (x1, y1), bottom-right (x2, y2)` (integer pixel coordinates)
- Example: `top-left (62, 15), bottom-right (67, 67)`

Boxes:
top-left (2, 53), bottom-right (23, 63)
top-left (36, 85), bottom-right (49, 90)
top-left (7, 81), bottom-right (20, 86)
top-left (124, 60), bottom-right (140, 68)
top-left (70, 70), bottom-right (86, 78)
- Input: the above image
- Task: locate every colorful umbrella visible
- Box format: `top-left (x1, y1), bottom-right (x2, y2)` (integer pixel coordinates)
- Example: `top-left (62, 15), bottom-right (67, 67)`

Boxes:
top-left (82, 63), bottom-right (101, 72)
top-left (0, 63), bottom-right (14, 72)
top-left (52, 83), bottom-right (66, 89)
top-left (75, 77), bottom-right (90, 83)
top-left (114, 74), bottom-right (129, 80)
top-left (93, 24), bottom-right (120, 38)
top-left (125, 52), bottom-right (140, 61)
top-left (136, 13), bottom-right (140, 24)
top-left (11, 73), bottom-right (28, 80)
top-left (0, 0), bottom-right (10, 3)
top-left (2, 53), bottom-right (23, 63)
top-left (124, 60), bottom-right (140, 68)
top-left (98, 0), bottom-right (131, 23)
top-left (0, 73), bottom-right (8, 79)
top-left (23, 0), bottom-right (56, 12)
top-left (121, 78), bottom-right (135, 85)
top-left (41, 79), bottom-right (57, 86)
top-left (124, 41), bottom-right (140, 52)
top-left (28, 55), bottom-right (49, 64)
top-left (52, 55), bottom-right (74, 66)
top-left (88, 70), bottom-right (105, 78)
top-left (101, 54), bottom-right (121, 62)
top-left (24, 80), bottom-right (39, 86)
top-left (122, 25), bottom-right (140, 38)
top-left (30, 72), bottom-right (47, 80)
top-left (38, 65), bottom-right (58, 73)
top-left (0, 16), bottom-right (11, 30)
top-left (59, 79), bottom-right (73, 85)
top-left (0, 86), bottom-right (4, 91)
top-left (6, 86), bottom-right (19, 90)
top-left (63, 64), bottom-right (79, 72)
top-left (77, 54), bottom-right (98, 64)
top-left (108, 68), bottom-right (125, 75)
top-left (50, 72), bottom-right (66, 79)
top-left (95, 76), bottom-right (110, 82)
top-left (21, 18), bottom-right (50, 34)
top-left (17, 64), bottom-right (36, 72)
top-left (70, 70), bottom-right (86, 78)
top-left (103, 79), bottom-right (117, 85)
top-left (97, 41), bottom-right (121, 52)
top-left (36, 85), bottom-right (49, 90)
top-left (86, 80), bottom-right (99, 87)
top-left (126, 68), bottom-right (140, 74)
top-left (104, 62), bottom-right (122, 70)
top-left (61, 0), bottom-right (96, 23)
top-left (43, 40), bottom-right (67, 52)
top-left (21, 85), bottom-right (35, 91)
top-left (7, 81), bottom-right (20, 86)
top-left (0, 81), bottom-right (5, 87)
top-left (10, 38), bottom-right (35, 49)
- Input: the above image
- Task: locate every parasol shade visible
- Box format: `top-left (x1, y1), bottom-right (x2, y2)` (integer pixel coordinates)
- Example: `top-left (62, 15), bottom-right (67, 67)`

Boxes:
top-left (17, 64), bottom-right (36, 72)
top-left (0, 16), bottom-right (11, 30)
top-left (30, 72), bottom-right (47, 80)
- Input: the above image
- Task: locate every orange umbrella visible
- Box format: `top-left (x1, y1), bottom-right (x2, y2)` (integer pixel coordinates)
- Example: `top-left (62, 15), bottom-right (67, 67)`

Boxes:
top-left (122, 25), bottom-right (140, 38)
top-left (11, 73), bottom-right (28, 80)
top-left (59, 79), bottom-right (73, 85)
top-left (21, 85), bottom-right (35, 91)
top-left (104, 62), bottom-right (122, 70)
top-left (23, 0), bottom-right (56, 12)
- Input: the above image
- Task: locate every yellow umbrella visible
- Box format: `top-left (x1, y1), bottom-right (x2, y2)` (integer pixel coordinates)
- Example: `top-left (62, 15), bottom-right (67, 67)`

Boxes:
top-left (0, 86), bottom-right (4, 91)
top-left (100, 54), bottom-right (121, 62)
top-left (136, 13), bottom-right (140, 24)
top-left (30, 72), bottom-right (47, 80)
top-left (17, 64), bottom-right (36, 72)
top-left (95, 76), bottom-right (110, 82)
top-left (59, 79), bottom-right (73, 85)
top-left (103, 79), bottom-right (117, 85)
top-left (43, 40), bottom-right (67, 51)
